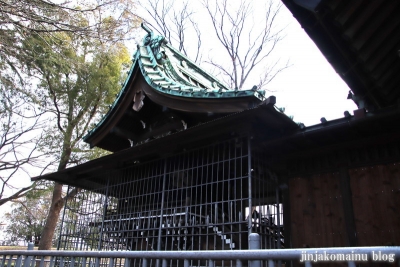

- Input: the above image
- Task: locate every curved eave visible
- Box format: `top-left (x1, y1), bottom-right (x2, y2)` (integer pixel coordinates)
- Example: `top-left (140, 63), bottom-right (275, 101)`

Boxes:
top-left (83, 58), bottom-right (140, 149)
top-left (140, 76), bottom-right (264, 113)
top-left (84, 35), bottom-right (267, 151)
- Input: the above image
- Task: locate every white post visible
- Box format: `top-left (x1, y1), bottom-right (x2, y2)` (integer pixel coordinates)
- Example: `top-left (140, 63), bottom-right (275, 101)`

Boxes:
top-left (249, 233), bottom-right (261, 267)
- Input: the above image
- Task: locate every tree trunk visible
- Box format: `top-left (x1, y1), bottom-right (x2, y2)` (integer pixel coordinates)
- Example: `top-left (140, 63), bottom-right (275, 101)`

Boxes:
top-left (38, 182), bottom-right (64, 250)
top-left (38, 145), bottom-right (71, 250)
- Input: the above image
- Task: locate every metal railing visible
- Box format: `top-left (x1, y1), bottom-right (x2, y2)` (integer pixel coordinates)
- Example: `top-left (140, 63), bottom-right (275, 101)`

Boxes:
top-left (1, 236), bottom-right (399, 267)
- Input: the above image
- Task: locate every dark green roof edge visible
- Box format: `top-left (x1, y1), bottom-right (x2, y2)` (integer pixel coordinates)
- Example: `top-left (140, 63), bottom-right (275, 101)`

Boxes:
top-left (84, 27), bottom-right (267, 142)
top-left (83, 54), bottom-right (139, 142)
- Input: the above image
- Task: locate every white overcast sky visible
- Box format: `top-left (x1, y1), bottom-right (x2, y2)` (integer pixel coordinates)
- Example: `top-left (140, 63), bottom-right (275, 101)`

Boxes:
top-left (265, 4), bottom-right (357, 126)
top-left (138, 0), bottom-right (358, 126)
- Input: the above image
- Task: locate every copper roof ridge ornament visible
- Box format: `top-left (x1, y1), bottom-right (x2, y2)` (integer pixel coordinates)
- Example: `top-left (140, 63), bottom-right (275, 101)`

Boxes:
top-left (141, 23), bottom-right (168, 63)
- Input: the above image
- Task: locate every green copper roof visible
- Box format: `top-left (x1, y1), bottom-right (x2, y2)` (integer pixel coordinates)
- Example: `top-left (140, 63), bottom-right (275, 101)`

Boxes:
top-left (83, 24), bottom-right (269, 151)
top-left (136, 24), bottom-right (266, 100)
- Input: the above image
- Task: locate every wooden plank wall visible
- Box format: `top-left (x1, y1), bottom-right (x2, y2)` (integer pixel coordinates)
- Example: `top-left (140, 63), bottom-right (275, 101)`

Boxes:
top-left (349, 163), bottom-right (400, 246)
top-left (288, 163), bottom-right (400, 267)
top-left (289, 172), bottom-right (347, 248)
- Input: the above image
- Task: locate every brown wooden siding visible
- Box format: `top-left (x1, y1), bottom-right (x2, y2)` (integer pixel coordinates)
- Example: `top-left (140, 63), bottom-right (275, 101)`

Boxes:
top-left (349, 163), bottom-right (400, 246)
top-left (289, 172), bottom-right (347, 248)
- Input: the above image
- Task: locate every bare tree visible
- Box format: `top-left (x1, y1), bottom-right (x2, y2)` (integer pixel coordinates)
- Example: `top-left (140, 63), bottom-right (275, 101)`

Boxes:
top-left (138, 0), bottom-right (288, 90)
top-left (0, 86), bottom-right (45, 206)
top-left (139, 0), bottom-right (202, 62)
top-left (204, 0), bottom-right (289, 89)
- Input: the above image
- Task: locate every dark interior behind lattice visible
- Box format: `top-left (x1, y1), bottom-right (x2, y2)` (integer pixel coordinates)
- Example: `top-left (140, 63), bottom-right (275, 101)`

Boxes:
top-left (58, 137), bottom-right (284, 262)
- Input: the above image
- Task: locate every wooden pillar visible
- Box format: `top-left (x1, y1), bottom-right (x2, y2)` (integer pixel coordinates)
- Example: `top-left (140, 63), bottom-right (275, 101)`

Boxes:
top-left (339, 167), bottom-right (358, 246)
top-left (282, 179), bottom-right (292, 249)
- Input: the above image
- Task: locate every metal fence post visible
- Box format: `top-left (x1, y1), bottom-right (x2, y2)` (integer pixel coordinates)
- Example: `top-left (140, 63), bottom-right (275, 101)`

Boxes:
top-left (249, 233), bottom-right (261, 267)
top-left (23, 243), bottom-right (34, 267)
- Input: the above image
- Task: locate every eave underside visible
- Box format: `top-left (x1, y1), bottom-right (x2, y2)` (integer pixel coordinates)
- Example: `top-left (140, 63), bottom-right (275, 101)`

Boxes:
top-left (283, 0), bottom-right (400, 110)
top-left (37, 104), bottom-right (400, 191)
top-left (85, 69), bottom-right (264, 152)
top-left (36, 103), bottom-right (299, 190)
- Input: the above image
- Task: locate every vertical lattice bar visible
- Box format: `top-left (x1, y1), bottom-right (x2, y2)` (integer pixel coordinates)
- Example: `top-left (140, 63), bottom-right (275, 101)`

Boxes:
top-left (49, 256), bottom-right (55, 267)
top-left (6, 255), bottom-right (13, 267)
top-left (276, 187), bottom-right (281, 250)
top-left (157, 160), bottom-right (167, 252)
top-left (247, 137), bottom-right (253, 235)
top-left (124, 258), bottom-right (130, 267)
top-left (99, 178), bottom-right (110, 251)
top-left (23, 256), bottom-right (33, 267)
top-left (15, 255), bottom-right (22, 267)
top-left (57, 136), bottom-right (257, 255)
top-left (58, 186), bottom-right (69, 250)
top-left (1, 255), bottom-right (6, 267)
